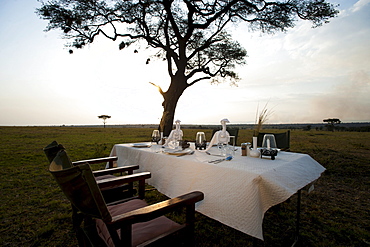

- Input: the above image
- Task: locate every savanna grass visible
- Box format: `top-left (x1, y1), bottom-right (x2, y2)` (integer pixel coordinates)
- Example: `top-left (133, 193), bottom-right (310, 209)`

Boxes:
top-left (0, 126), bottom-right (369, 246)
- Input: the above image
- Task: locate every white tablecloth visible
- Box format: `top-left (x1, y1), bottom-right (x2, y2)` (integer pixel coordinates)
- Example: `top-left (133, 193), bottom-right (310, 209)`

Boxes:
top-left (109, 144), bottom-right (325, 240)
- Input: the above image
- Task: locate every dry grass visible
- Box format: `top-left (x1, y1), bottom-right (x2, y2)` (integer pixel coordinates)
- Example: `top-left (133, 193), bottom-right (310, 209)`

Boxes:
top-left (253, 103), bottom-right (274, 136)
top-left (0, 127), bottom-right (369, 246)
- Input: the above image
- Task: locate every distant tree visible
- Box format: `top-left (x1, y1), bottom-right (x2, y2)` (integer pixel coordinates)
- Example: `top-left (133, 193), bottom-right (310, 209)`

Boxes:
top-left (37, 0), bottom-right (338, 136)
top-left (323, 118), bottom-right (341, 131)
top-left (98, 115), bottom-right (111, 128)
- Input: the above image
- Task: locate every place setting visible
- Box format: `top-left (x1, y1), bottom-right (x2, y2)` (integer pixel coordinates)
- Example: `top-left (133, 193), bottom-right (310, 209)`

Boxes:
top-left (149, 120), bottom-right (195, 157)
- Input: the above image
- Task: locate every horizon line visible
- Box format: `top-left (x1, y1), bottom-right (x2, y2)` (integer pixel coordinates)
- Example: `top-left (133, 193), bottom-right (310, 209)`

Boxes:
top-left (1, 121), bottom-right (370, 127)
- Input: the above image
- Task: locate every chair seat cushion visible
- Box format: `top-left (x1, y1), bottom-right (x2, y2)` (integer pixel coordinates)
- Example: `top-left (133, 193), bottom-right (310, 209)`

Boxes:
top-left (96, 199), bottom-right (181, 246)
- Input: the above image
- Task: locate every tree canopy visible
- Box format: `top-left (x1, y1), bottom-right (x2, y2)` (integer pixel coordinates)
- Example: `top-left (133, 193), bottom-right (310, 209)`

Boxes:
top-left (98, 114), bottom-right (111, 127)
top-left (324, 118), bottom-right (341, 131)
top-left (38, 0), bottom-right (339, 135)
top-left (323, 118), bottom-right (341, 124)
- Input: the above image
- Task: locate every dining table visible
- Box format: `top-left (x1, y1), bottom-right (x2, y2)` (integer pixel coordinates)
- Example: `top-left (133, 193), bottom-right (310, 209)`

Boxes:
top-left (108, 143), bottom-right (325, 241)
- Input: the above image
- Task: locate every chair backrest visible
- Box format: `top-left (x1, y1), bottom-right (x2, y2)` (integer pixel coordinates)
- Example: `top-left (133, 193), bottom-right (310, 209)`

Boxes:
top-left (49, 149), bottom-right (112, 222)
top-left (44, 141), bottom-right (65, 163)
top-left (211, 127), bottom-right (239, 145)
top-left (257, 130), bottom-right (290, 151)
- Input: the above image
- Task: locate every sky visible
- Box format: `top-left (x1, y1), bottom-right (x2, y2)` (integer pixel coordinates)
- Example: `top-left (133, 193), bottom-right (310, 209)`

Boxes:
top-left (0, 0), bottom-right (369, 126)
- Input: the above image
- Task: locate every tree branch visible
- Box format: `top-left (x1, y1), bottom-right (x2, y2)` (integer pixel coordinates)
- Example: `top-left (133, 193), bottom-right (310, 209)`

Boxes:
top-left (149, 82), bottom-right (164, 95)
top-left (188, 76), bottom-right (212, 86)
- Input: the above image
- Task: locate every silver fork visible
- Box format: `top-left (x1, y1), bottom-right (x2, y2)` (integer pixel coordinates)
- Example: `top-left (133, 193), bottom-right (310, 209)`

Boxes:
top-left (208, 158), bottom-right (225, 163)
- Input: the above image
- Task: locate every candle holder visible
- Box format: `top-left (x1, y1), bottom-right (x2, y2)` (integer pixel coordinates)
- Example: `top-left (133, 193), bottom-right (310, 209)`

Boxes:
top-left (195, 132), bottom-right (207, 150)
top-left (262, 134), bottom-right (277, 149)
top-left (195, 141), bottom-right (207, 150)
top-left (260, 148), bottom-right (278, 160)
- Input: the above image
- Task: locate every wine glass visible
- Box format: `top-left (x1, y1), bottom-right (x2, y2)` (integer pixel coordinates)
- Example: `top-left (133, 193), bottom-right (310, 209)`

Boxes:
top-left (262, 134), bottom-right (277, 149)
top-left (152, 130), bottom-right (161, 144)
top-left (217, 142), bottom-right (226, 156)
top-left (172, 131), bottom-right (182, 149)
top-left (226, 136), bottom-right (236, 157)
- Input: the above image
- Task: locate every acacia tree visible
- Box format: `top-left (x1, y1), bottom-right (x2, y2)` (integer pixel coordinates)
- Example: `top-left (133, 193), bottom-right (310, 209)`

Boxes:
top-left (98, 114), bottom-right (111, 128)
top-left (37, 0), bottom-right (338, 136)
top-left (323, 118), bottom-right (341, 131)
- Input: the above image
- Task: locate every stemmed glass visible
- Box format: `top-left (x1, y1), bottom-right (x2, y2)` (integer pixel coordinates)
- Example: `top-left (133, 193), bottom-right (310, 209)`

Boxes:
top-left (226, 136), bottom-right (236, 158)
top-left (152, 130), bottom-right (161, 144)
top-left (217, 142), bottom-right (226, 156)
top-left (151, 130), bottom-right (161, 153)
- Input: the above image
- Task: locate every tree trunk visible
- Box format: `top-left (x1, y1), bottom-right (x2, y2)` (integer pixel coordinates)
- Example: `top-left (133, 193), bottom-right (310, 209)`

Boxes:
top-left (159, 74), bottom-right (188, 136)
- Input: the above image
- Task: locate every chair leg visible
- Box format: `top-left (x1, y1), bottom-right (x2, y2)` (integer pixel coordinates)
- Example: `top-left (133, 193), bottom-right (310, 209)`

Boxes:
top-left (138, 179), bottom-right (146, 199)
top-left (119, 224), bottom-right (132, 247)
top-left (82, 217), bottom-right (107, 247)
top-left (127, 170), bottom-right (134, 195)
top-left (71, 205), bottom-right (90, 247)
top-left (292, 189), bottom-right (302, 247)
top-left (252, 237), bottom-right (264, 247)
top-left (186, 204), bottom-right (196, 246)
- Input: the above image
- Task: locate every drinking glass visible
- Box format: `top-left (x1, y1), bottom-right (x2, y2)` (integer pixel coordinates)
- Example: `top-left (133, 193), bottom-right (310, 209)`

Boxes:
top-left (217, 142), bottom-right (226, 156)
top-left (171, 131), bottom-right (182, 149)
top-left (262, 134), bottom-right (277, 149)
top-left (152, 130), bottom-right (161, 144)
top-left (196, 132), bottom-right (206, 144)
top-left (226, 136), bottom-right (236, 157)
top-left (151, 144), bottom-right (162, 153)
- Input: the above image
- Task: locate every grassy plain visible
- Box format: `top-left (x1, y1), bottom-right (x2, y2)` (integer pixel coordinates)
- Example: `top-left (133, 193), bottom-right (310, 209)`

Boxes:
top-left (0, 126), bottom-right (369, 246)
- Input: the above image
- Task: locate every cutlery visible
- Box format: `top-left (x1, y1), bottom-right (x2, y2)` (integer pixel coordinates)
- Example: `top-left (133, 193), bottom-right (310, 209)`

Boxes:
top-left (205, 151), bottom-right (224, 157)
top-left (208, 158), bottom-right (225, 163)
top-left (208, 155), bottom-right (233, 163)
top-left (177, 151), bottom-right (195, 157)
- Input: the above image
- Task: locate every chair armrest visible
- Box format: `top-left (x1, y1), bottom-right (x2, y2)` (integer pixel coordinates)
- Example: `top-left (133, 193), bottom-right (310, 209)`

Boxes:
top-left (72, 156), bottom-right (118, 167)
top-left (97, 172), bottom-right (151, 188)
top-left (110, 191), bottom-right (204, 225)
top-left (93, 165), bottom-right (139, 177)
top-left (97, 172), bottom-right (151, 199)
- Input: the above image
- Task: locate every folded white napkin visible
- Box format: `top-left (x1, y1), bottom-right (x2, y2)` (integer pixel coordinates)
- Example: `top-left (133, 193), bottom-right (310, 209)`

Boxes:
top-left (206, 118), bottom-right (230, 151)
top-left (165, 129), bottom-right (183, 145)
top-left (165, 120), bottom-right (183, 147)
top-left (206, 130), bottom-right (230, 151)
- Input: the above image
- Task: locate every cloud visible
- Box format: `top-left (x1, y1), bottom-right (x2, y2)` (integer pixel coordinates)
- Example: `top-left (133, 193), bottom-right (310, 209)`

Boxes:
top-left (351, 0), bottom-right (370, 12)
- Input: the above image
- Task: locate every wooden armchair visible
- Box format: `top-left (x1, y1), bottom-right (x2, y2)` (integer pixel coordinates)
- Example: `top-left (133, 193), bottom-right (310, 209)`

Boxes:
top-left (43, 141), bottom-right (139, 203)
top-left (49, 149), bottom-right (204, 247)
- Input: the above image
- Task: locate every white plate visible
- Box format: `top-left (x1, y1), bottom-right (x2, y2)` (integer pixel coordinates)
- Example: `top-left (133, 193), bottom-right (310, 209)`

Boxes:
top-left (163, 148), bottom-right (192, 156)
top-left (132, 143), bottom-right (151, 148)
